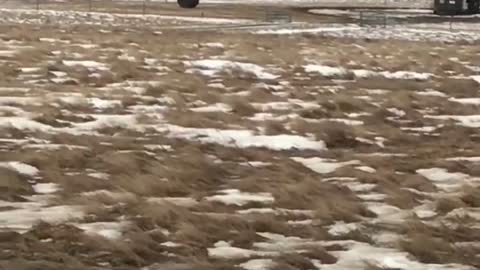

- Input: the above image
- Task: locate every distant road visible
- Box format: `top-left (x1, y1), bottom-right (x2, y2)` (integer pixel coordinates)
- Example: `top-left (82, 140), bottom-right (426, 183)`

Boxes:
top-left (162, 0), bottom-right (433, 8)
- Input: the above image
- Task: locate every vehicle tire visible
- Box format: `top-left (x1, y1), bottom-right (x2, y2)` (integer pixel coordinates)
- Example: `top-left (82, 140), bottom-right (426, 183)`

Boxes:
top-left (177, 0), bottom-right (199, 8)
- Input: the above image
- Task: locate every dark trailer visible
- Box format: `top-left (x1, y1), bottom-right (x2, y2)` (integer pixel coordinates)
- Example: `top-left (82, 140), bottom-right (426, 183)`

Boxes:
top-left (434, 0), bottom-right (480, 15)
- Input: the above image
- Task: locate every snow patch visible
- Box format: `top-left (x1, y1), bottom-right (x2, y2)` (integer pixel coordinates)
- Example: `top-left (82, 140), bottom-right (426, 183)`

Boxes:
top-left (292, 157), bottom-right (360, 174)
top-left (206, 189), bottom-right (274, 206)
top-left (163, 124), bottom-right (326, 151)
top-left (0, 161), bottom-right (39, 176)
top-left (185, 59), bottom-right (278, 80)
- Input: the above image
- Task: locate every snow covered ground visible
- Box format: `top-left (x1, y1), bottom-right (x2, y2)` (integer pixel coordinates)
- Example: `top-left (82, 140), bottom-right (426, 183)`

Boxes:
top-left (0, 3), bottom-right (479, 270)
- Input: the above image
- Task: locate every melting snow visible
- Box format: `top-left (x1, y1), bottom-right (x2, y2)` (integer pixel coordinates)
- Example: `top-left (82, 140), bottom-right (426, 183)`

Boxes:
top-left (0, 203), bottom-right (83, 233)
top-left (190, 103), bottom-right (232, 112)
top-left (425, 115), bottom-right (480, 128)
top-left (77, 221), bottom-right (129, 239)
top-left (32, 183), bottom-right (59, 194)
top-left (0, 161), bottom-right (39, 176)
top-left (206, 189), bottom-right (274, 206)
top-left (449, 97), bottom-right (480, 105)
top-left (320, 241), bottom-right (474, 270)
top-left (355, 166), bottom-right (377, 173)
top-left (62, 60), bottom-right (109, 71)
top-left (446, 156), bottom-right (480, 162)
top-left (292, 157), bottom-right (360, 174)
top-left (185, 59), bottom-right (278, 80)
top-left (208, 241), bottom-right (276, 259)
top-left (162, 124), bottom-right (326, 151)
top-left (240, 259), bottom-right (275, 270)
top-left (304, 64), bottom-right (433, 80)
top-left (417, 168), bottom-right (471, 191)
top-left (328, 222), bottom-right (360, 236)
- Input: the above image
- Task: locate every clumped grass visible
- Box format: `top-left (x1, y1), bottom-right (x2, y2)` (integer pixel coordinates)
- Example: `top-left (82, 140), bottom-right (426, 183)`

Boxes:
top-left (225, 97), bottom-right (258, 117)
top-left (263, 120), bottom-right (290, 135)
top-left (436, 197), bottom-right (466, 214)
top-left (273, 253), bottom-right (316, 270)
top-left (460, 186), bottom-right (480, 207)
top-left (290, 120), bottom-right (359, 149)
top-left (0, 168), bottom-right (33, 201)
top-left (399, 220), bottom-right (480, 267)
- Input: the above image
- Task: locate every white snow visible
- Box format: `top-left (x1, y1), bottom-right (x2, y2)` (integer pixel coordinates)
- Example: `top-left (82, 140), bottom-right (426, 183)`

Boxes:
top-left (0, 161), bottom-right (39, 176)
top-left (417, 168), bottom-right (469, 183)
top-left (240, 259), bottom-right (275, 270)
top-left (62, 60), bottom-right (109, 71)
top-left (87, 98), bottom-right (122, 109)
top-left (163, 124), bottom-right (326, 151)
top-left (319, 241), bottom-right (474, 270)
top-left (292, 157), bottom-right (360, 174)
top-left (355, 166), bottom-right (376, 173)
top-left (185, 59), bottom-right (278, 80)
top-left (425, 115), bottom-right (480, 128)
top-left (32, 183), bottom-right (59, 194)
top-left (208, 241), bottom-right (276, 259)
top-left (305, 64), bottom-right (433, 81)
top-left (387, 108), bottom-right (406, 117)
top-left (205, 189), bottom-right (274, 206)
top-left (328, 222), bottom-right (359, 236)
top-left (417, 168), bottom-right (471, 191)
top-left (148, 197), bottom-right (198, 207)
top-left (77, 221), bottom-right (129, 240)
top-left (449, 97), bottom-right (480, 105)
top-left (203, 42), bottom-right (225, 49)
top-left (84, 171), bottom-right (109, 180)
top-left (190, 103), bottom-right (232, 112)
top-left (0, 203), bottom-right (83, 233)
top-left (446, 156), bottom-right (480, 162)
top-left (416, 89), bottom-right (447, 97)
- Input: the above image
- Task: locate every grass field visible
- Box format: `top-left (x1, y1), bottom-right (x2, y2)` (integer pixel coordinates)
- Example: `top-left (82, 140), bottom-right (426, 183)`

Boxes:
top-left (0, 3), bottom-right (479, 270)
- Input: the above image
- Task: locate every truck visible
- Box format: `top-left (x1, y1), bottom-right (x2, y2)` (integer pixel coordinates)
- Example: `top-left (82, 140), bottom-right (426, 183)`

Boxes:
top-left (433, 0), bottom-right (479, 14)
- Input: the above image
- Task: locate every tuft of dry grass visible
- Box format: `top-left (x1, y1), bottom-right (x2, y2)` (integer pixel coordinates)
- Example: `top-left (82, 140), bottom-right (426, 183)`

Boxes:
top-left (263, 120), bottom-right (290, 135)
top-left (273, 253), bottom-right (316, 270)
top-left (0, 168), bottom-right (33, 201)
top-left (436, 197), bottom-right (466, 214)
top-left (460, 186), bottom-right (480, 207)
top-left (290, 120), bottom-right (359, 149)
top-left (225, 97), bottom-right (258, 117)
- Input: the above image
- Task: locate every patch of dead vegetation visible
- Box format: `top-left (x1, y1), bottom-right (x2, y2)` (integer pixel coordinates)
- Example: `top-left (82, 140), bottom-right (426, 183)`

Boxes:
top-left (0, 167), bottom-right (33, 201)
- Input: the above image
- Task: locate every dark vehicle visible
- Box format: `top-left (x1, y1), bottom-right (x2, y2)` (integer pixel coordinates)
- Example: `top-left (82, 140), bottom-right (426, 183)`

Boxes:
top-left (178, 0), bottom-right (199, 8)
top-left (434, 0), bottom-right (480, 15)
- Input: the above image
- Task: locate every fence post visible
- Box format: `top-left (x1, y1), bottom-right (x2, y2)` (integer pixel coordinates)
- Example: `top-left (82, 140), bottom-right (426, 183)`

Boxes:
top-left (359, 11), bottom-right (363, 27)
top-left (36, 0), bottom-right (39, 11)
top-left (384, 13), bottom-right (387, 28)
top-left (450, 15), bottom-right (453, 31)
top-left (143, 0), bottom-right (147, 15)
top-left (89, 0), bottom-right (92, 12)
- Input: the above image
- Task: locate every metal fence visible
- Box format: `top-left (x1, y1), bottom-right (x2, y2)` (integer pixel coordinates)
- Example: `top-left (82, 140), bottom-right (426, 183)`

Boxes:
top-left (356, 10), bottom-right (474, 32)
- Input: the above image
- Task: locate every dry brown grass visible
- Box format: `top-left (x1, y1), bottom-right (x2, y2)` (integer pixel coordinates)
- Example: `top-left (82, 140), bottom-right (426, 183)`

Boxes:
top-left (0, 167), bottom-right (33, 201)
top-left (436, 197), bottom-right (466, 214)
top-left (460, 186), bottom-right (480, 207)
top-left (225, 97), bottom-right (258, 117)
top-left (399, 220), bottom-right (480, 267)
top-left (272, 253), bottom-right (316, 270)
top-left (165, 109), bottom-right (232, 129)
top-left (290, 120), bottom-right (359, 149)
top-left (263, 120), bottom-right (291, 135)
top-left (436, 77), bottom-right (479, 97)
top-left (3, 16), bottom-right (480, 270)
